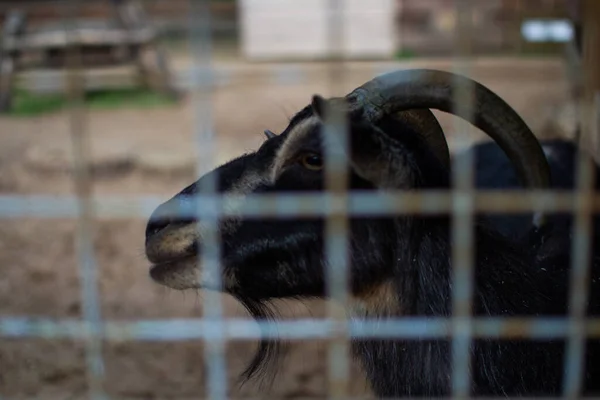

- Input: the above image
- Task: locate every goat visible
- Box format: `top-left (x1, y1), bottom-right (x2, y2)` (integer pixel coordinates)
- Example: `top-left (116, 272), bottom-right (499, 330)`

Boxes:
top-left (144, 69), bottom-right (600, 397)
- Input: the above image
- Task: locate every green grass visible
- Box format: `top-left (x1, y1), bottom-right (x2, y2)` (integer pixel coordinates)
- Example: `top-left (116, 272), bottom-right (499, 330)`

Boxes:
top-left (8, 87), bottom-right (178, 117)
top-left (394, 49), bottom-right (417, 60)
top-left (10, 90), bottom-right (67, 117)
top-left (85, 88), bottom-right (178, 109)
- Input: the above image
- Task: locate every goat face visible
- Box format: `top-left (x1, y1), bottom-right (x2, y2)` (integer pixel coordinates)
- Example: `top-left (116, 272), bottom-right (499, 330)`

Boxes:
top-left (145, 103), bottom-right (425, 305)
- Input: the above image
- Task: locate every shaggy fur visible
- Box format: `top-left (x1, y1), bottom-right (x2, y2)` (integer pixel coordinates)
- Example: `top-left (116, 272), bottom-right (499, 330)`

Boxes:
top-left (145, 103), bottom-right (600, 397)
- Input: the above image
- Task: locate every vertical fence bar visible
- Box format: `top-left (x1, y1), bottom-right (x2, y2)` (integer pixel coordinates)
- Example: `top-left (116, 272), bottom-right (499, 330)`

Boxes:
top-left (562, 101), bottom-right (595, 398)
top-left (563, 1), bottom-right (600, 394)
top-left (451, 0), bottom-right (475, 398)
top-left (324, 0), bottom-right (350, 398)
top-left (64, 0), bottom-right (106, 398)
top-left (189, 1), bottom-right (226, 399)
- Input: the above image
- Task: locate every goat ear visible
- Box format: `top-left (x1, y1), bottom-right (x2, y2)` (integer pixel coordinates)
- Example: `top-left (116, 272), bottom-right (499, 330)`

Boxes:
top-left (347, 130), bottom-right (412, 189)
top-left (311, 94), bottom-right (416, 188)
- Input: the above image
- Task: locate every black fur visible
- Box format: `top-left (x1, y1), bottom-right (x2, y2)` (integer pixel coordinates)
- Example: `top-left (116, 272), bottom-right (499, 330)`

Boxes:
top-left (146, 105), bottom-right (600, 397)
top-left (467, 138), bottom-right (600, 241)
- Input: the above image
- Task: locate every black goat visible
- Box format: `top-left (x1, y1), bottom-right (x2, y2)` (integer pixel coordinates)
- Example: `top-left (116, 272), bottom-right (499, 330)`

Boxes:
top-left (145, 69), bottom-right (600, 397)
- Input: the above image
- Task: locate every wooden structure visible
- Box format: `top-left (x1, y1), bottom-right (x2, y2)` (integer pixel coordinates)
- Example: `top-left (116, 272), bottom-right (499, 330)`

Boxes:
top-left (393, 0), bottom-right (573, 56)
top-left (579, 0), bottom-right (600, 156)
top-left (0, 0), bottom-right (179, 113)
top-left (581, 0), bottom-right (600, 101)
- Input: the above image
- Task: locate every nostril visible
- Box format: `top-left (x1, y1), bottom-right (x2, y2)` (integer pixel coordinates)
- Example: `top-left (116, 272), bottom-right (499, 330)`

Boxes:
top-left (145, 207), bottom-right (197, 244)
top-left (145, 216), bottom-right (197, 240)
top-left (146, 196), bottom-right (198, 243)
top-left (145, 217), bottom-right (172, 241)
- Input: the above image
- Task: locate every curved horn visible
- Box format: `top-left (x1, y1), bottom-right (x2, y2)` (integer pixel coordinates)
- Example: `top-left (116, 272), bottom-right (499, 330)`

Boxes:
top-left (312, 96), bottom-right (450, 169)
top-left (345, 68), bottom-right (551, 192)
top-left (386, 108), bottom-right (451, 168)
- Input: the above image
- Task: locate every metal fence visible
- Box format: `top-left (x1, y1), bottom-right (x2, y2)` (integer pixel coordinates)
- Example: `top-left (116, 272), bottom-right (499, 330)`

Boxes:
top-left (0, 0), bottom-right (599, 399)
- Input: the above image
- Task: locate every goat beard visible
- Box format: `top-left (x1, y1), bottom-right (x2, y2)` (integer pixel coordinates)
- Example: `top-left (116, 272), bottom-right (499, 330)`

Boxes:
top-left (233, 295), bottom-right (288, 391)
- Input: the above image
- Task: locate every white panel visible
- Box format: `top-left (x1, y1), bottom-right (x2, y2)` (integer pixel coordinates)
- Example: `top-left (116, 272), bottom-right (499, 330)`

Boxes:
top-left (240, 0), bottom-right (396, 60)
top-left (342, 6), bottom-right (395, 56)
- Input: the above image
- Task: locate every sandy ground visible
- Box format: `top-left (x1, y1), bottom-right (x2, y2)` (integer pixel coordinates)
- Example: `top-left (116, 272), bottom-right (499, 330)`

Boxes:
top-left (0, 56), bottom-right (577, 399)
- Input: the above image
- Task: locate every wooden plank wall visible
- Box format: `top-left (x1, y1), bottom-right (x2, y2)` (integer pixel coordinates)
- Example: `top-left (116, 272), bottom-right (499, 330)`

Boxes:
top-left (397, 0), bottom-right (570, 55)
top-left (0, 1), bottom-right (237, 31)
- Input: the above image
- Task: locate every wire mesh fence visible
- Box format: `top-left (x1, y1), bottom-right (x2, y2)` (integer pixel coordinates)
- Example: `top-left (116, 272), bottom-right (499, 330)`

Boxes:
top-left (0, 0), bottom-right (598, 399)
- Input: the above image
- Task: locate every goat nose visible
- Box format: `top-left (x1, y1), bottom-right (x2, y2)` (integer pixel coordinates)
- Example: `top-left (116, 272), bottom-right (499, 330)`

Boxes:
top-left (145, 197), bottom-right (196, 243)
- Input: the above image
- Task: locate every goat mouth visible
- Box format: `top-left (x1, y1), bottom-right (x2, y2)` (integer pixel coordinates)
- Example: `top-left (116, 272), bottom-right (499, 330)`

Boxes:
top-left (149, 256), bottom-right (203, 290)
top-left (149, 256), bottom-right (230, 292)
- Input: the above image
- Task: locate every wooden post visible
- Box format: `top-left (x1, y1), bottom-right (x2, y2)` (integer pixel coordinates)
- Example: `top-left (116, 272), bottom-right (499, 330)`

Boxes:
top-left (114, 0), bottom-right (178, 100)
top-left (580, 0), bottom-right (600, 158)
top-left (0, 10), bottom-right (26, 113)
top-left (581, 0), bottom-right (600, 102)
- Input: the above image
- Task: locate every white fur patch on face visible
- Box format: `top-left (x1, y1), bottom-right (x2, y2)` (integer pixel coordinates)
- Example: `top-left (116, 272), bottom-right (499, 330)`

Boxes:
top-left (270, 116), bottom-right (320, 182)
top-left (147, 157), bottom-right (274, 265)
top-left (229, 170), bottom-right (268, 195)
top-left (221, 170), bottom-right (267, 221)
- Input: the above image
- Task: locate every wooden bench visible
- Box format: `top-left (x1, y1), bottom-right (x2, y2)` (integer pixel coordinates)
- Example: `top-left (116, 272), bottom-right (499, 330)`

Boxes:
top-left (0, 0), bottom-right (179, 113)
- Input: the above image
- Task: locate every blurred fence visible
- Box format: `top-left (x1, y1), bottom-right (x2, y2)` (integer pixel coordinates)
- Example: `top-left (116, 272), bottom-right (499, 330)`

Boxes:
top-left (0, 0), bottom-right (599, 399)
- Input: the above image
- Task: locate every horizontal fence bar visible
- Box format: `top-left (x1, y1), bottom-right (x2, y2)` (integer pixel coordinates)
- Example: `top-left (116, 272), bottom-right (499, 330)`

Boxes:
top-left (0, 191), bottom-right (599, 219)
top-left (0, 397), bottom-right (594, 400)
top-left (2, 317), bottom-right (600, 341)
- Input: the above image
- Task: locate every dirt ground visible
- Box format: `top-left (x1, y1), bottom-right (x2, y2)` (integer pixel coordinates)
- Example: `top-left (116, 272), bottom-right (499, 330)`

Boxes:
top-left (0, 56), bottom-right (577, 399)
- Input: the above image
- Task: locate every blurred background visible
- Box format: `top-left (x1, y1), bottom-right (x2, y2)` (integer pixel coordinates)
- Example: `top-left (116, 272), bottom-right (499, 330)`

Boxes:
top-left (0, 0), bottom-right (593, 398)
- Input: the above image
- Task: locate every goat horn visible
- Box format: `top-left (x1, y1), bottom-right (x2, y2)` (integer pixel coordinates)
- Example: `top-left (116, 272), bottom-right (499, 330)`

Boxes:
top-left (264, 129), bottom-right (277, 139)
top-left (312, 93), bottom-right (450, 169)
top-left (345, 68), bottom-right (551, 194)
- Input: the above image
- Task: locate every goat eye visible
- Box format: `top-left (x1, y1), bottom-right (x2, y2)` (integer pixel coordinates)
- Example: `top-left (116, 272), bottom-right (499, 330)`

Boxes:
top-left (299, 153), bottom-right (323, 171)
